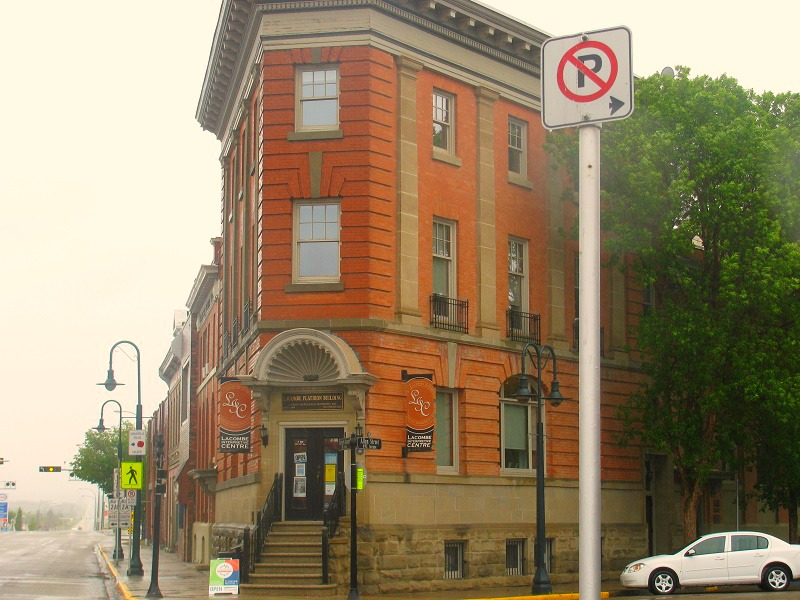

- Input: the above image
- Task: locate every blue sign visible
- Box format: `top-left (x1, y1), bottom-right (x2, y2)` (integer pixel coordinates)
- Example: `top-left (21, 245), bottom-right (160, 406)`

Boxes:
top-left (0, 502), bottom-right (8, 519)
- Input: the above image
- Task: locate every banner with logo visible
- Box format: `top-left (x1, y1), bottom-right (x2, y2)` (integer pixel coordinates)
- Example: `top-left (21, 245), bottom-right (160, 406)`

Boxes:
top-left (219, 380), bottom-right (252, 454)
top-left (405, 377), bottom-right (435, 452)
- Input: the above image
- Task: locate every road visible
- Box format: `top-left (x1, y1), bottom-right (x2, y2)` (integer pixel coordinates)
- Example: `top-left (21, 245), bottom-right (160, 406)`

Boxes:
top-left (0, 529), bottom-right (114, 599)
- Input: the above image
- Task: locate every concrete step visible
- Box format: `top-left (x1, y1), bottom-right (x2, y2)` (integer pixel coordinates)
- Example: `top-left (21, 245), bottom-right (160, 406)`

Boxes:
top-left (253, 565), bottom-right (321, 577)
top-left (258, 551), bottom-right (321, 564)
top-left (247, 572), bottom-right (323, 585)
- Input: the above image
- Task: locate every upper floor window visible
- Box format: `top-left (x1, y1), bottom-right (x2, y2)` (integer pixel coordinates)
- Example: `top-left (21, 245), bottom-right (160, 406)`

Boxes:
top-left (294, 201), bottom-right (341, 282)
top-left (433, 90), bottom-right (454, 152)
top-left (508, 237), bottom-right (528, 313)
top-left (508, 118), bottom-right (527, 177)
top-left (433, 219), bottom-right (455, 298)
top-left (642, 282), bottom-right (655, 316)
top-left (297, 67), bottom-right (339, 130)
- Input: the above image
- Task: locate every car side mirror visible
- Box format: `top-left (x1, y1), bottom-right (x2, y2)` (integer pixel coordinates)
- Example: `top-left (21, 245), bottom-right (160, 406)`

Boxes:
top-left (685, 549), bottom-right (696, 557)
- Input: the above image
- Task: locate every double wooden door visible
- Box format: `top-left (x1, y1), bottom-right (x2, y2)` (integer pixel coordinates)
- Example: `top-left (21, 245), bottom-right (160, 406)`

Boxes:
top-left (284, 427), bottom-right (344, 521)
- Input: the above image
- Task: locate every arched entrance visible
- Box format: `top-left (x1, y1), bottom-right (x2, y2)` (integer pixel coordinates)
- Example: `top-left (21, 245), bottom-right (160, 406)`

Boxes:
top-left (241, 328), bottom-right (376, 520)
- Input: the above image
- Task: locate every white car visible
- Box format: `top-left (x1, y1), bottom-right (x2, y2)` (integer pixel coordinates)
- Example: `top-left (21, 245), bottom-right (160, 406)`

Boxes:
top-left (621, 531), bottom-right (800, 595)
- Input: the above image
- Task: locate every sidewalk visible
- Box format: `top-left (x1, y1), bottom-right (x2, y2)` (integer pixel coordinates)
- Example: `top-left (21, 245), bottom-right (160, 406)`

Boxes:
top-left (98, 537), bottom-right (631, 600)
top-left (98, 540), bottom-right (210, 599)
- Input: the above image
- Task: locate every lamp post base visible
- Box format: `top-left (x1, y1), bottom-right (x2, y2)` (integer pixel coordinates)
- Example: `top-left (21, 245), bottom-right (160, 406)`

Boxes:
top-left (127, 559), bottom-right (144, 577)
top-left (532, 566), bottom-right (552, 595)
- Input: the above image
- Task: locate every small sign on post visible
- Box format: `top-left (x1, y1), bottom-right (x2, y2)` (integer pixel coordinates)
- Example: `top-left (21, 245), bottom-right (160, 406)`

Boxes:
top-left (128, 430), bottom-right (146, 456)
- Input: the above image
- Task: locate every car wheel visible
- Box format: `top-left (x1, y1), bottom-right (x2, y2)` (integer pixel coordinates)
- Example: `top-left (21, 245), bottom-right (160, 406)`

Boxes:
top-left (763, 564), bottom-right (790, 591)
top-left (649, 569), bottom-right (678, 595)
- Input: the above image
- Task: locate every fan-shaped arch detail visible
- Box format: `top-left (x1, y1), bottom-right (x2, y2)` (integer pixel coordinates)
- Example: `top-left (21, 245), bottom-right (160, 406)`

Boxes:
top-left (253, 328), bottom-right (370, 385)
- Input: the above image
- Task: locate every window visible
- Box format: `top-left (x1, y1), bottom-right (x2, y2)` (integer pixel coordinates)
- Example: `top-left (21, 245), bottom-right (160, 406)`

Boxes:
top-left (508, 118), bottom-right (527, 176)
top-left (501, 401), bottom-right (533, 470)
top-left (444, 541), bottom-right (466, 579)
top-left (508, 238), bottom-right (528, 314)
top-left (506, 539), bottom-right (525, 575)
top-left (642, 282), bottom-right (654, 315)
top-left (294, 202), bottom-right (341, 282)
top-left (433, 219), bottom-right (455, 299)
top-left (731, 535), bottom-right (768, 552)
top-left (689, 536), bottom-right (726, 556)
top-left (435, 390), bottom-right (457, 472)
top-left (433, 90), bottom-right (454, 152)
top-left (297, 67), bottom-right (339, 130)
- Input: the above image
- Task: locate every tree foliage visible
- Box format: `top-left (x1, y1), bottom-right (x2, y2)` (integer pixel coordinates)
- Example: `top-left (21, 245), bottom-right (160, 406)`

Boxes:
top-left (549, 68), bottom-right (800, 542)
top-left (70, 421), bottom-right (134, 495)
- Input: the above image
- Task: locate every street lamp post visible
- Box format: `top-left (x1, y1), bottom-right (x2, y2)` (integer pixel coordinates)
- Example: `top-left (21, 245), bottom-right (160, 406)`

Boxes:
top-left (100, 340), bottom-right (144, 576)
top-left (514, 341), bottom-right (565, 595)
top-left (95, 399), bottom-right (124, 561)
top-left (146, 433), bottom-right (165, 599)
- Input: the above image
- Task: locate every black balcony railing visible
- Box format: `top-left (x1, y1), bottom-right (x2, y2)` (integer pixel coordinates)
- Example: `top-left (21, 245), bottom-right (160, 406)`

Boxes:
top-left (231, 316), bottom-right (239, 343)
top-left (430, 294), bottom-right (469, 333)
top-left (572, 318), bottom-right (605, 357)
top-left (507, 309), bottom-right (541, 344)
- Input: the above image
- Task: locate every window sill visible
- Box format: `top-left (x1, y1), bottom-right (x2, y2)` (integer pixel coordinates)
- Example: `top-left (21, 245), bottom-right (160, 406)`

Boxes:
top-left (508, 172), bottom-right (533, 189)
top-left (500, 468), bottom-right (536, 477)
top-left (285, 282), bottom-right (344, 293)
top-left (287, 129), bottom-right (344, 141)
top-left (432, 147), bottom-right (462, 167)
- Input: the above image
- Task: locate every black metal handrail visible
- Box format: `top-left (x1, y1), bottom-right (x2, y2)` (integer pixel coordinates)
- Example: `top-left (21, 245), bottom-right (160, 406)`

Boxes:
top-left (242, 473), bottom-right (282, 583)
top-left (430, 294), bottom-right (469, 333)
top-left (321, 473), bottom-right (346, 584)
top-left (507, 308), bottom-right (541, 344)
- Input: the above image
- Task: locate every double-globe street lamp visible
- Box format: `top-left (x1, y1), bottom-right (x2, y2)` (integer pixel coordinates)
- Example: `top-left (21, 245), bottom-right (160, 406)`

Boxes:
top-left (514, 341), bottom-right (565, 595)
top-left (100, 340), bottom-right (144, 576)
top-left (95, 399), bottom-right (124, 561)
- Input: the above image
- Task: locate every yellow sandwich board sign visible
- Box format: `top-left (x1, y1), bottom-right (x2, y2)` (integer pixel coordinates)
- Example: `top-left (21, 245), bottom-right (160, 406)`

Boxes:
top-left (120, 462), bottom-right (143, 490)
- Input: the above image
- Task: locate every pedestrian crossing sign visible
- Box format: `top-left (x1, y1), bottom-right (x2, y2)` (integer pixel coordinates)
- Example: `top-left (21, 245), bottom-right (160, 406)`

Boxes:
top-left (120, 462), bottom-right (143, 490)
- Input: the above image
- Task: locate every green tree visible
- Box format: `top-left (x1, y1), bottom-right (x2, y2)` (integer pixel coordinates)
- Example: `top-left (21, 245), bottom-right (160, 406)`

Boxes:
top-left (550, 68), bottom-right (800, 543)
top-left (70, 421), bottom-right (134, 494)
top-left (13, 507), bottom-right (23, 531)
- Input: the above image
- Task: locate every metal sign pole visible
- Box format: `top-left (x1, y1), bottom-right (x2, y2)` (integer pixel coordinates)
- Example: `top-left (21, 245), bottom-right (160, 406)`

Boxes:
top-left (578, 123), bottom-right (602, 600)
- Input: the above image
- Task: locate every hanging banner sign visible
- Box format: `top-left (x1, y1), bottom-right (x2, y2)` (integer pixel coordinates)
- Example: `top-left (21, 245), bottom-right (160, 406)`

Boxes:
top-left (219, 380), bottom-right (253, 454)
top-left (404, 377), bottom-right (436, 452)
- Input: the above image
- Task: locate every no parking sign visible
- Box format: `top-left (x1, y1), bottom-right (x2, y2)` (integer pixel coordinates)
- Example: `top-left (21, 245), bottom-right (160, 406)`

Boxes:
top-left (541, 26), bottom-right (633, 129)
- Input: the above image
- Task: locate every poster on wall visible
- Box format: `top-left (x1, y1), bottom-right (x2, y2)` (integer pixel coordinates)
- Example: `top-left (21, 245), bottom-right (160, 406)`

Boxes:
top-left (218, 380), bottom-right (253, 454)
top-left (405, 377), bottom-right (436, 452)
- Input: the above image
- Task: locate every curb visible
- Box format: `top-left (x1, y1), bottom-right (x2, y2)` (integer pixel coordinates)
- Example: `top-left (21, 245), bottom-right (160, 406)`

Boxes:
top-left (474, 594), bottom-right (611, 600)
top-left (98, 544), bottom-right (135, 600)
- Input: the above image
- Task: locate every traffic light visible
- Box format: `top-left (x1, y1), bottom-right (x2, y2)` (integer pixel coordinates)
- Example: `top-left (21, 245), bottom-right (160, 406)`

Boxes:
top-left (3, 481), bottom-right (15, 488)
top-left (0, 457), bottom-right (5, 464)
top-left (38, 466), bottom-right (62, 473)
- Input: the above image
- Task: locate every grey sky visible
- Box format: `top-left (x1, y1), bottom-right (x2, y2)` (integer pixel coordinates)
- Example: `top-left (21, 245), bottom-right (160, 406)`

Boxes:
top-left (1, 0), bottom-right (797, 512)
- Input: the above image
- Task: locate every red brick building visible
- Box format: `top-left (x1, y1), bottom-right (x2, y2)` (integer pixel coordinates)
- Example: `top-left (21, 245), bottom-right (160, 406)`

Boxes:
top-left (188, 0), bottom-right (653, 594)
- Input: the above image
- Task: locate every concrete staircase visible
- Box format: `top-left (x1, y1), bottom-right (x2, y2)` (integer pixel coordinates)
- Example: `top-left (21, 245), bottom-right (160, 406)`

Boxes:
top-left (240, 521), bottom-right (338, 597)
